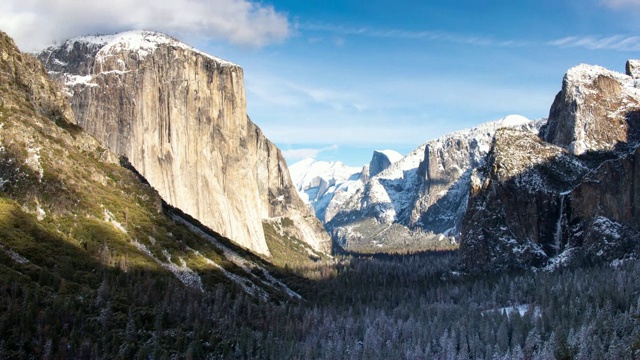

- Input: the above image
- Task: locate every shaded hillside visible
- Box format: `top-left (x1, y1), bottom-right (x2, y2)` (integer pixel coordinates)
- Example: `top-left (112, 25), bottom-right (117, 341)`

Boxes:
top-left (0, 30), bottom-right (309, 358)
top-left (461, 61), bottom-right (640, 271)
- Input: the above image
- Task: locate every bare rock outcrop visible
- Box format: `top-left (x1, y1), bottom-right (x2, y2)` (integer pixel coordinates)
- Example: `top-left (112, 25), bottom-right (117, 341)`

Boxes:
top-left (541, 64), bottom-right (640, 155)
top-left (627, 59), bottom-right (640, 79)
top-left (38, 31), bottom-right (330, 256)
top-left (369, 150), bottom-right (402, 178)
top-left (324, 115), bottom-right (540, 252)
top-left (461, 62), bottom-right (640, 271)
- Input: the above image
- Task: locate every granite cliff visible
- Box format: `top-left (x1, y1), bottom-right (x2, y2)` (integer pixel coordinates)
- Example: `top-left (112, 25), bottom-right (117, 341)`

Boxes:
top-left (460, 61), bottom-right (640, 271)
top-left (38, 31), bottom-right (330, 256)
top-left (309, 116), bottom-right (540, 253)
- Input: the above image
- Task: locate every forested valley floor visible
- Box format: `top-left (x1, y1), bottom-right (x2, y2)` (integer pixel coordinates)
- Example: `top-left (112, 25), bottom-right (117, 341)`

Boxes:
top-left (2, 248), bottom-right (639, 359)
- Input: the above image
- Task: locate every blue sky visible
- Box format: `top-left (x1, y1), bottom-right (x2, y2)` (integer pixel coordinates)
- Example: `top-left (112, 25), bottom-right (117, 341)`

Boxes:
top-left (4, 0), bottom-right (640, 166)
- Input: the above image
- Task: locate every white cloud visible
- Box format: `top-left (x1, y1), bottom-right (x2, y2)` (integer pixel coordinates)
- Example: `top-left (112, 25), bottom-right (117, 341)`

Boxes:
top-left (281, 145), bottom-right (339, 161)
top-left (548, 35), bottom-right (640, 51)
top-left (0, 0), bottom-right (290, 51)
top-left (302, 21), bottom-right (640, 53)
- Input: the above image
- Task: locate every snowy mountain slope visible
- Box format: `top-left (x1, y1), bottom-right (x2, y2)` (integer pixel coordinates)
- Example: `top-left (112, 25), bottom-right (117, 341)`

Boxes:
top-left (289, 148), bottom-right (406, 225)
top-left (326, 115), bottom-right (543, 252)
top-left (289, 159), bottom-right (363, 223)
top-left (461, 61), bottom-right (640, 271)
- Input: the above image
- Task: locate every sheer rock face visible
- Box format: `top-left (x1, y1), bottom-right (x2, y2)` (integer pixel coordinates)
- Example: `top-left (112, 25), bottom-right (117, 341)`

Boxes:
top-left (541, 64), bottom-right (640, 155)
top-left (460, 129), bottom-right (589, 270)
top-left (369, 150), bottom-right (402, 178)
top-left (325, 116), bottom-right (539, 251)
top-left (461, 62), bottom-right (640, 271)
top-left (38, 31), bottom-right (330, 256)
top-left (627, 60), bottom-right (640, 79)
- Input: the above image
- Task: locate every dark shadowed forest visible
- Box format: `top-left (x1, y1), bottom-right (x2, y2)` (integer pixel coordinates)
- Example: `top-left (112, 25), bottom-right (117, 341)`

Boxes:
top-left (2, 247), bottom-right (639, 359)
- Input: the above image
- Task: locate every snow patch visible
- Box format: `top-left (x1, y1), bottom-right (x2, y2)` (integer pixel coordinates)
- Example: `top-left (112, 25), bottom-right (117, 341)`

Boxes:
top-left (67, 30), bottom-right (237, 67)
top-left (36, 204), bottom-right (46, 221)
top-left (173, 214), bottom-right (302, 299)
top-left (543, 247), bottom-right (579, 272)
top-left (64, 74), bottom-right (97, 87)
top-left (194, 250), bottom-right (268, 301)
top-left (374, 149), bottom-right (403, 164)
top-left (103, 208), bottom-right (127, 233)
top-left (483, 304), bottom-right (541, 319)
top-left (132, 240), bottom-right (204, 292)
top-left (25, 144), bottom-right (43, 182)
top-left (0, 244), bottom-right (29, 264)
top-left (52, 58), bottom-right (67, 66)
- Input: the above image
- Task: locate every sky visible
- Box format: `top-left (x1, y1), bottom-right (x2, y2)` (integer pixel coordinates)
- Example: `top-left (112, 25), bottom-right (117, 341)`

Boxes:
top-left (3, 0), bottom-right (640, 167)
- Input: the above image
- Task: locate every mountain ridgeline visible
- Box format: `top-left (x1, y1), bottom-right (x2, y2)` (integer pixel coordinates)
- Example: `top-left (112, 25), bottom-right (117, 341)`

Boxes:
top-left (38, 31), bottom-right (330, 257)
top-left (461, 62), bottom-right (640, 271)
top-left (291, 116), bottom-right (542, 253)
top-left (2, 28), bottom-right (640, 359)
top-left (293, 61), bottom-right (640, 270)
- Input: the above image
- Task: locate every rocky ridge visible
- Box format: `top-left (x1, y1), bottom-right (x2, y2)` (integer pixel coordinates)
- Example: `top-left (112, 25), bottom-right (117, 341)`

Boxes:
top-left (289, 158), bottom-right (363, 223)
top-left (321, 115), bottom-right (541, 252)
top-left (38, 30), bottom-right (330, 256)
top-left (460, 61), bottom-right (640, 271)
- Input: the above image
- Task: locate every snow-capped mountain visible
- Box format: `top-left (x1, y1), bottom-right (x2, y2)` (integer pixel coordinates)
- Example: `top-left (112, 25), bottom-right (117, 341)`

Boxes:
top-left (289, 148), bottom-right (404, 224)
top-left (38, 30), bottom-right (331, 257)
top-left (325, 115), bottom-right (542, 252)
top-left (368, 149), bottom-right (403, 178)
top-left (289, 159), bottom-right (364, 223)
top-left (461, 61), bottom-right (640, 271)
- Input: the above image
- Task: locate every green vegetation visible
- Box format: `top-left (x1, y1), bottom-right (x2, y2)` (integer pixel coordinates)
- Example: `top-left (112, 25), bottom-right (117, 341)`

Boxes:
top-left (2, 31), bottom-right (638, 359)
top-left (262, 218), bottom-right (328, 269)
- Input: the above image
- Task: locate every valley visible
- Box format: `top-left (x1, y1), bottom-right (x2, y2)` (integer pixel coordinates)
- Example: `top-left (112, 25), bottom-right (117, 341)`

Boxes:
top-left (0, 22), bottom-right (639, 360)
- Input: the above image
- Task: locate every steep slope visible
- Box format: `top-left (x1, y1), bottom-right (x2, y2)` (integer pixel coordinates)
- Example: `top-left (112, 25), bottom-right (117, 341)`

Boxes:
top-left (38, 31), bottom-right (330, 256)
top-left (0, 30), bottom-right (305, 358)
top-left (289, 158), bottom-right (363, 223)
top-left (326, 115), bottom-right (540, 253)
top-left (368, 149), bottom-right (403, 177)
top-left (461, 61), bottom-right (640, 271)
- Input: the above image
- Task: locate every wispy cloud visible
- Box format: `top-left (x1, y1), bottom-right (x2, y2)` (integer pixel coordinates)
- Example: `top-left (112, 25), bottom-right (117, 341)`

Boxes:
top-left (548, 35), bottom-right (640, 51)
top-left (299, 22), bottom-right (521, 47)
top-left (246, 73), bottom-right (367, 112)
top-left (0, 0), bottom-right (290, 51)
top-left (600, 0), bottom-right (640, 10)
top-left (301, 21), bottom-right (640, 53)
top-left (281, 145), bottom-right (339, 161)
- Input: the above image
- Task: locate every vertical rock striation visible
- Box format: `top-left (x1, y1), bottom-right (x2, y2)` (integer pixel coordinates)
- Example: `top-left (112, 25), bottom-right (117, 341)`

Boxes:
top-left (461, 61), bottom-right (640, 271)
top-left (39, 31), bottom-right (330, 256)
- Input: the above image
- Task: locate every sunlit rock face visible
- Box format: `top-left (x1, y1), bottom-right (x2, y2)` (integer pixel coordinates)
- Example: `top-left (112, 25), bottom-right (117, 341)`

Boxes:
top-left (39, 30), bottom-right (330, 256)
top-left (461, 61), bottom-right (640, 271)
top-left (320, 116), bottom-right (540, 252)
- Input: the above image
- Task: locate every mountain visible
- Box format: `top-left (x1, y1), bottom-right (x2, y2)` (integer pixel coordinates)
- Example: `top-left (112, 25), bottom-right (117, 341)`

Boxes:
top-left (289, 158), bottom-right (363, 223)
top-left (368, 149), bottom-right (403, 178)
top-left (460, 61), bottom-right (640, 271)
top-left (322, 115), bottom-right (540, 253)
top-left (37, 30), bottom-right (330, 257)
top-left (0, 29), bottom-right (309, 357)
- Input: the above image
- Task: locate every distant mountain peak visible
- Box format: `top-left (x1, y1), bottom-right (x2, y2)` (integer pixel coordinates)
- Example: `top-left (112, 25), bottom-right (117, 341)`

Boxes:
top-left (369, 149), bottom-right (403, 177)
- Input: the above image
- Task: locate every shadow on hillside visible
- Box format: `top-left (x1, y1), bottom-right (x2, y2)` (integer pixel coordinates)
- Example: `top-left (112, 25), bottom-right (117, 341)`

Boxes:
top-left (460, 109), bottom-right (640, 271)
top-left (414, 169), bottom-right (473, 235)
